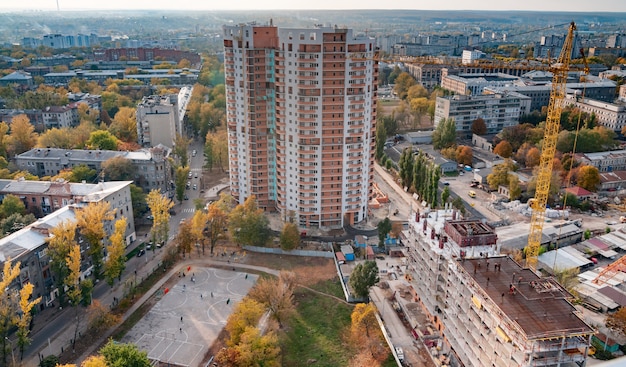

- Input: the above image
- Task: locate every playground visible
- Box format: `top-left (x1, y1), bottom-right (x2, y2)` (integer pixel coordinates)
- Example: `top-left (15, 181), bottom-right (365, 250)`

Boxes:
top-left (121, 266), bottom-right (258, 367)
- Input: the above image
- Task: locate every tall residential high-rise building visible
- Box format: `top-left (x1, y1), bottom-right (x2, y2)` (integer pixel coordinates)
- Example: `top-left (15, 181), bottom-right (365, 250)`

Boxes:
top-left (223, 23), bottom-right (378, 228)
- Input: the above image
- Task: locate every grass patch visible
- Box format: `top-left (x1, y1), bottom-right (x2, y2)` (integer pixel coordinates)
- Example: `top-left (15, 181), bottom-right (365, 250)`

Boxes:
top-left (307, 277), bottom-right (345, 299)
top-left (280, 281), bottom-right (354, 367)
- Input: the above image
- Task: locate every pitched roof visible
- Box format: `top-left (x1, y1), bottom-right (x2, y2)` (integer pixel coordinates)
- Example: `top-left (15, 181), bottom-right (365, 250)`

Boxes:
top-left (565, 186), bottom-right (593, 197)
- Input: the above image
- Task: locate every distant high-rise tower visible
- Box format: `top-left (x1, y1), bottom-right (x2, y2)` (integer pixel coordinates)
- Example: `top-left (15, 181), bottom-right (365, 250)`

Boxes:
top-left (223, 23), bottom-right (378, 228)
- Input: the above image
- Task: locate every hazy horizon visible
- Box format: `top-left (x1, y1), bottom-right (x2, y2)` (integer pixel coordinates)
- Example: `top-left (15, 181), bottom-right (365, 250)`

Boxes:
top-left (3, 0), bottom-right (626, 13)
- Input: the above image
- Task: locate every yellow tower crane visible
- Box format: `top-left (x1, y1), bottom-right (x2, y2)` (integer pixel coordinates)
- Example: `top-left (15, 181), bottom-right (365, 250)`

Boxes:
top-left (525, 22), bottom-right (587, 271)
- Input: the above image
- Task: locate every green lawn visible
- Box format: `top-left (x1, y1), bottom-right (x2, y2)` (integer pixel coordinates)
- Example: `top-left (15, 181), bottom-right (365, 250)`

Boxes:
top-left (281, 282), bottom-right (354, 366)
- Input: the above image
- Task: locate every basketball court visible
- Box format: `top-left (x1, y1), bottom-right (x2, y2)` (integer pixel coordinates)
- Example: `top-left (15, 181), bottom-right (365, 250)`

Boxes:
top-left (121, 266), bottom-right (258, 366)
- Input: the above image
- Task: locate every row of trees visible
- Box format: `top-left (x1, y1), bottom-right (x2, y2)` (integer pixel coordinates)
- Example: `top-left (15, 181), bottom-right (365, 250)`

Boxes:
top-left (398, 148), bottom-right (441, 208)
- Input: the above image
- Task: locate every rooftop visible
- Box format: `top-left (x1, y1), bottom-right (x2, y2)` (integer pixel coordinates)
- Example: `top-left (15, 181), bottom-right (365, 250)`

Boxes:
top-left (459, 256), bottom-right (593, 340)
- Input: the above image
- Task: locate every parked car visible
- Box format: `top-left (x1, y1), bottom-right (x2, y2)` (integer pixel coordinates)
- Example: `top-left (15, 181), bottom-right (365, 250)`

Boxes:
top-left (193, 184), bottom-right (197, 190)
top-left (137, 249), bottom-right (146, 257)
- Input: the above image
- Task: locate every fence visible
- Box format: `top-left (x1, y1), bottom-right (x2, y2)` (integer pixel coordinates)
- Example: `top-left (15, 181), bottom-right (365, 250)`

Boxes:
top-left (242, 245), bottom-right (334, 258)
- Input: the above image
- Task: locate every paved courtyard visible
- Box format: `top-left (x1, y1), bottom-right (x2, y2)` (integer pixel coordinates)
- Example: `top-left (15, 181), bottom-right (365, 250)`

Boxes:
top-left (121, 266), bottom-right (258, 367)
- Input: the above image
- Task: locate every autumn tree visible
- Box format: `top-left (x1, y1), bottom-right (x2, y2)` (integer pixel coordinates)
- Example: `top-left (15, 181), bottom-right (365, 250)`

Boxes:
top-left (228, 196), bottom-right (270, 247)
top-left (225, 298), bottom-right (265, 346)
top-left (108, 107), bottom-right (137, 143)
top-left (349, 261), bottom-right (379, 299)
top-left (456, 145), bottom-right (473, 166)
top-left (471, 118), bottom-right (487, 135)
top-left (279, 222), bottom-right (300, 250)
top-left (0, 260), bottom-right (20, 365)
top-left (173, 134), bottom-right (191, 167)
top-left (7, 114), bottom-right (37, 156)
top-left (175, 219), bottom-right (195, 257)
top-left (15, 283), bottom-right (41, 359)
top-left (146, 190), bottom-right (174, 250)
top-left (76, 201), bottom-right (115, 280)
top-left (216, 327), bottom-right (281, 367)
top-left (487, 159), bottom-right (515, 190)
top-left (204, 130), bottom-right (228, 172)
top-left (607, 307), bottom-right (626, 335)
top-left (526, 147), bottom-right (541, 168)
top-left (100, 339), bottom-right (151, 367)
top-left (37, 127), bottom-right (74, 149)
top-left (493, 140), bottom-right (513, 158)
top-left (349, 303), bottom-right (388, 367)
top-left (509, 175), bottom-right (521, 201)
top-left (576, 165), bottom-right (601, 192)
top-left (104, 218), bottom-right (127, 286)
top-left (432, 118), bottom-right (456, 149)
top-left (249, 271), bottom-right (296, 328)
top-left (393, 72), bottom-right (416, 100)
top-left (87, 300), bottom-right (120, 334)
top-left (102, 156), bottom-right (135, 181)
top-left (175, 166), bottom-right (191, 203)
top-left (66, 243), bottom-right (89, 349)
top-left (206, 201), bottom-right (228, 255)
top-left (0, 122), bottom-right (9, 158)
top-left (48, 220), bottom-right (78, 306)
top-left (86, 130), bottom-right (119, 150)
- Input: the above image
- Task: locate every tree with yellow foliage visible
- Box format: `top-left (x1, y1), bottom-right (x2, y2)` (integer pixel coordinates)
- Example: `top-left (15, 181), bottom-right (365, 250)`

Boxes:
top-left (224, 298), bottom-right (265, 346)
top-left (175, 219), bottom-right (195, 257)
top-left (7, 114), bottom-right (37, 156)
top-left (248, 271), bottom-right (296, 328)
top-left (104, 218), bottom-right (127, 286)
top-left (76, 202), bottom-right (115, 280)
top-left (206, 202), bottom-right (228, 255)
top-left (146, 190), bottom-right (174, 251)
top-left (348, 303), bottom-right (388, 367)
top-left (15, 283), bottom-right (41, 359)
top-left (48, 220), bottom-right (77, 306)
top-left (0, 260), bottom-right (20, 365)
top-left (108, 107), bottom-right (137, 143)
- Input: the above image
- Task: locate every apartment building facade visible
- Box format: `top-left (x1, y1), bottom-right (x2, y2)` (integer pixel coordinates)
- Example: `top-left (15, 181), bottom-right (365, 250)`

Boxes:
top-left (564, 94), bottom-right (626, 132)
top-left (405, 211), bottom-right (593, 367)
top-left (0, 203), bottom-right (133, 310)
top-left (434, 93), bottom-right (530, 136)
top-left (223, 23), bottom-right (378, 228)
top-left (15, 146), bottom-right (173, 196)
top-left (136, 89), bottom-right (192, 148)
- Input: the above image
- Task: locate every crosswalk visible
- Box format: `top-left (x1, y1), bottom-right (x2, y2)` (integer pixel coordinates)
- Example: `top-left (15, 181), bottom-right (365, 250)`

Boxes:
top-left (181, 208), bottom-right (195, 213)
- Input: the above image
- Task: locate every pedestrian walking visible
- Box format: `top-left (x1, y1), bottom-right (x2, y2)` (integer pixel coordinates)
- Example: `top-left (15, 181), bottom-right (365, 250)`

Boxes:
top-left (211, 292), bottom-right (213, 298)
top-left (181, 316), bottom-right (183, 322)
top-left (201, 294), bottom-right (203, 299)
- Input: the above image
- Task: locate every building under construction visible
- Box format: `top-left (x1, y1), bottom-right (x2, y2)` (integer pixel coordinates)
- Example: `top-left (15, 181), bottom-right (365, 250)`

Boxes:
top-left (406, 210), bottom-right (594, 367)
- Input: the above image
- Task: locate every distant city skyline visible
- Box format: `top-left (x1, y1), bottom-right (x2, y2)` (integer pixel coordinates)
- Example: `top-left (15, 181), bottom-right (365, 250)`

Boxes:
top-left (3, 0), bottom-right (626, 13)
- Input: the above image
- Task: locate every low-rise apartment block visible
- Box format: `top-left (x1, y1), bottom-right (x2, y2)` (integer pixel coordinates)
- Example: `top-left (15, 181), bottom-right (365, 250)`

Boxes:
top-left (564, 94), bottom-right (626, 132)
top-left (15, 146), bottom-right (173, 196)
top-left (0, 203), bottom-right (133, 310)
top-left (434, 93), bottom-right (530, 135)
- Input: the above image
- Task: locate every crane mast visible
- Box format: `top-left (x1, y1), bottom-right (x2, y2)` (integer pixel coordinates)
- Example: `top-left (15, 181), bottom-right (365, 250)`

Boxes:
top-left (525, 22), bottom-right (578, 271)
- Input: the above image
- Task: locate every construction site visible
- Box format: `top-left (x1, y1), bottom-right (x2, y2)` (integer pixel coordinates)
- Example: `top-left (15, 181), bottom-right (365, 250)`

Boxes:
top-left (404, 210), bottom-right (594, 367)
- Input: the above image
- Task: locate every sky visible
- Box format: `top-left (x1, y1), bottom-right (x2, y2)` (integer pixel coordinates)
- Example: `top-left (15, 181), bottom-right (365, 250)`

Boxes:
top-left (2, 0), bottom-right (626, 12)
